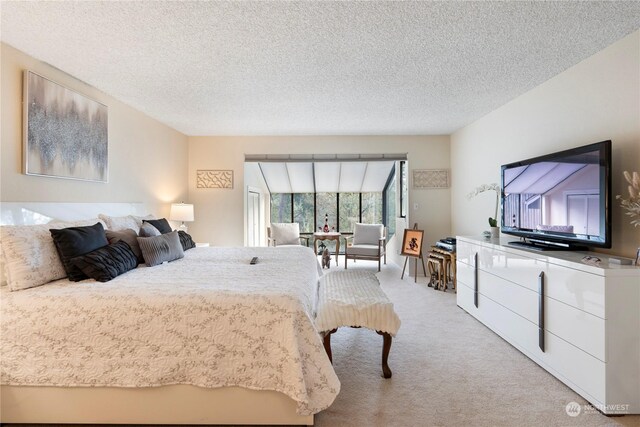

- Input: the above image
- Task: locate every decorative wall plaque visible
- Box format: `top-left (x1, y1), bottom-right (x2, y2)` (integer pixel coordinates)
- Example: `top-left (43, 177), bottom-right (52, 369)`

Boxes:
top-left (197, 170), bottom-right (234, 189)
top-left (412, 169), bottom-right (449, 189)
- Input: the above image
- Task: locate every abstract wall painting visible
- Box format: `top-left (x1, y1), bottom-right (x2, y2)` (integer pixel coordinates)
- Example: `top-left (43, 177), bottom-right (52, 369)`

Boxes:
top-left (23, 71), bottom-right (108, 182)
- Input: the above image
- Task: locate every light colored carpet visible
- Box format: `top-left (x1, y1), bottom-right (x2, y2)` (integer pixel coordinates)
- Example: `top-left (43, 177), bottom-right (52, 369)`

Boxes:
top-left (315, 259), bottom-right (640, 427)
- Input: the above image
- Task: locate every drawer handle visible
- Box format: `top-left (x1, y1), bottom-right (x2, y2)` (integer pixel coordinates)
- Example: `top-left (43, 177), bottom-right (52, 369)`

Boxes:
top-left (474, 252), bottom-right (479, 308)
top-left (538, 271), bottom-right (545, 352)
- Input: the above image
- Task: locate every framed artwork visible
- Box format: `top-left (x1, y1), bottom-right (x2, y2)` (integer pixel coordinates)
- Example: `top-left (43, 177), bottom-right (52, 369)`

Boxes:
top-left (401, 228), bottom-right (424, 258)
top-left (23, 71), bottom-right (108, 182)
top-left (196, 170), bottom-right (234, 188)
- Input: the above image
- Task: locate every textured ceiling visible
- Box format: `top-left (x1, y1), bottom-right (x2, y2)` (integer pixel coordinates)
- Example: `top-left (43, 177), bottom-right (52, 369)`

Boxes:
top-left (1, 1), bottom-right (639, 136)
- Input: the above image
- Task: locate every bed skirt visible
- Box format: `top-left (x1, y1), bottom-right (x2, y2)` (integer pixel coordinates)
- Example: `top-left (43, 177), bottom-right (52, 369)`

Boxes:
top-left (0, 385), bottom-right (313, 425)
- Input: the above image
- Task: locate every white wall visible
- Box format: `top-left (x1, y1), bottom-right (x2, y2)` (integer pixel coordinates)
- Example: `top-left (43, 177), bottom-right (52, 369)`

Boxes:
top-left (1, 43), bottom-right (189, 217)
top-left (451, 31), bottom-right (640, 257)
top-left (187, 136), bottom-right (450, 268)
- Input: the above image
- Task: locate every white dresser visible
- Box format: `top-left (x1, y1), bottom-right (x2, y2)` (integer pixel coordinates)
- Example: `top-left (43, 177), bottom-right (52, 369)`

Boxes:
top-left (456, 236), bottom-right (640, 414)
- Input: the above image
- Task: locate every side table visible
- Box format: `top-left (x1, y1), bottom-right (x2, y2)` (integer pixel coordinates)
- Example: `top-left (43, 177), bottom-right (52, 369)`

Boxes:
top-left (313, 232), bottom-right (341, 266)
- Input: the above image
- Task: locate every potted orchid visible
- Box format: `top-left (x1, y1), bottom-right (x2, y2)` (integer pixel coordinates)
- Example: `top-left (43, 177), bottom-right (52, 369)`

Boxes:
top-left (467, 183), bottom-right (501, 237)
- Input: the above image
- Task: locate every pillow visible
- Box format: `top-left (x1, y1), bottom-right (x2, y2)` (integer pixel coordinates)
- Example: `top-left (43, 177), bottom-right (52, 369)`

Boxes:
top-left (1, 219), bottom-right (109, 291)
top-left (105, 229), bottom-right (143, 264)
top-left (97, 214), bottom-right (156, 232)
top-left (139, 222), bottom-right (161, 237)
top-left (50, 222), bottom-right (109, 281)
top-left (270, 223), bottom-right (300, 245)
top-left (143, 218), bottom-right (172, 234)
top-left (177, 230), bottom-right (196, 251)
top-left (137, 231), bottom-right (184, 267)
top-left (97, 214), bottom-right (138, 232)
top-left (71, 240), bottom-right (138, 282)
top-left (352, 223), bottom-right (384, 245)
top-left (1, 222), bottom-right (80, 291)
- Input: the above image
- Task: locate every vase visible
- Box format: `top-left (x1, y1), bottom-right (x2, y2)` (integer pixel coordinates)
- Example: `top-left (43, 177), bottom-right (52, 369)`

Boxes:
top-left (490, 226), bottom-right (500, 238)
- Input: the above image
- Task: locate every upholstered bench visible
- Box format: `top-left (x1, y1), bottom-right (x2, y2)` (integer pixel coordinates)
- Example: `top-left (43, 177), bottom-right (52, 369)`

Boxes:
top-left (315, 270), bottom-right (401, 378)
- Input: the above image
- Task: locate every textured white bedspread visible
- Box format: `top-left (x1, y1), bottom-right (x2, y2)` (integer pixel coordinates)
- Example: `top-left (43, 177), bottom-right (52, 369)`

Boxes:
top-left (0, 246), bottom-right (339, 415)
top-left (315, 270), bottom-right (401, 336)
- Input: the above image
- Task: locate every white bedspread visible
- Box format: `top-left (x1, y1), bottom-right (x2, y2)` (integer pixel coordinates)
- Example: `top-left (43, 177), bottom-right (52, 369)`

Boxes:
top-left (0, 246), bottom-right (339, 415)
top-left (315, 270), bottom-right (401, 336)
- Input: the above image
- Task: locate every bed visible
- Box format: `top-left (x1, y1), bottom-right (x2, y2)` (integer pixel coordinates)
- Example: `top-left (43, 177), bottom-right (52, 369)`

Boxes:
top-left (0, 203), bottom-right (339, 425)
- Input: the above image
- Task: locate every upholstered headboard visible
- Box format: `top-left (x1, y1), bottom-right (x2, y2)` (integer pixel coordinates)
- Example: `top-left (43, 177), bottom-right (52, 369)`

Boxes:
top-left (0, 202), bottom-right (147, 226)
top-left (0, 202), bottom-right (149, 286)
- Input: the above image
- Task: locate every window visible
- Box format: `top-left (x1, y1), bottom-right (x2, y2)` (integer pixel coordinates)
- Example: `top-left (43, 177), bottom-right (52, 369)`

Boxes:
top-left (316, 193), bottom-right (337, 232)
top-left (383, 166), bottom-right (397, 239)
top-left (293, 193), bottom-right (315, 233)
top-left (268, 163), bottom-right (399, 250)
top-left (400, 161), bottom-right (408, 218)
top-left (270, 193), bottom-right (292, 223)
top-left (361, 192), bottom-right (383, 224)
top-left (339, 193), bottom-right (359, 232)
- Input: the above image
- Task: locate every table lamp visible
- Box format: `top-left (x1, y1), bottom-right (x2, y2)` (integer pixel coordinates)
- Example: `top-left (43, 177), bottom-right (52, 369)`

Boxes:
top-left (170, 202), bottom-right (194, 232)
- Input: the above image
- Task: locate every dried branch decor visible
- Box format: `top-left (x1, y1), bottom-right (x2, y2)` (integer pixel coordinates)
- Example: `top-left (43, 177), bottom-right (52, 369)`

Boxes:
top-left (616, 171), bottom-right (640, 227)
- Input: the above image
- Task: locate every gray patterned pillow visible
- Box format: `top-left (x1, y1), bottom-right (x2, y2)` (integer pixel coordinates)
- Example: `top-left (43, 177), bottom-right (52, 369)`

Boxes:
top-left (139, 222), bottom-right (161, 237)
top-left (137, 231), bottom-right (184, 267)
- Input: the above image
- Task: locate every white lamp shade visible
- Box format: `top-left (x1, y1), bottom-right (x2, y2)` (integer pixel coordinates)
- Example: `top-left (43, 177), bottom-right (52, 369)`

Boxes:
top-left (170, 203), bottom-right (194, 222)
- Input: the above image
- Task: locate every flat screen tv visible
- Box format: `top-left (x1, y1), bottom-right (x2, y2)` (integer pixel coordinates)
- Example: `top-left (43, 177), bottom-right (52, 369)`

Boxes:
top-left (500, 140), bottom-right (611, 250)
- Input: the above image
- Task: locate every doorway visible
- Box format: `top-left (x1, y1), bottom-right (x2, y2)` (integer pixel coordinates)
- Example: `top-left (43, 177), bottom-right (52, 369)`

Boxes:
top-left (247, 187), bottom-right (262, 246)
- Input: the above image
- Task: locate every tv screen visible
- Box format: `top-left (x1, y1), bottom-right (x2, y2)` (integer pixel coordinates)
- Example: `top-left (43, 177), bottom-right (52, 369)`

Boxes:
top-left (500, 140), bottom-right (611, 250)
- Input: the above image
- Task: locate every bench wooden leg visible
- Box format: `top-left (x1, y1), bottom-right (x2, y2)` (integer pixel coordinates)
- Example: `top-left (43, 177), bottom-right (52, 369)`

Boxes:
top-left (376, 331), bottom-right (392, 378)
top-left (322, 329), bottom-right (337, 363)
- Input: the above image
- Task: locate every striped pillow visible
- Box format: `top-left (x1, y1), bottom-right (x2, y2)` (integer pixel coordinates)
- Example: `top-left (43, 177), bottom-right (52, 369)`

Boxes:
top-left (137, 231), bottom-right (184, 267)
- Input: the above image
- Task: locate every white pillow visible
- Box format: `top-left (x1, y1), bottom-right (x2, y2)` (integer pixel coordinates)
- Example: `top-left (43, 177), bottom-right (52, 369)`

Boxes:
top-left (271, 223), bottom-right (300, 245)
top-left (352, 223), bottom-right (384, 245)
top-left (98, 214), bottom-right (155, 233)
top-left (0, 220), bottom-right (99, 291)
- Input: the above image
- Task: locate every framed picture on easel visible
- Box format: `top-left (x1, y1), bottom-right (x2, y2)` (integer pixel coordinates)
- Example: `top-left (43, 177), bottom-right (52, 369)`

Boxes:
top-left (401, 228), bottom-right (424, 258)
top-left (400, 226), bottom-right (427, 283)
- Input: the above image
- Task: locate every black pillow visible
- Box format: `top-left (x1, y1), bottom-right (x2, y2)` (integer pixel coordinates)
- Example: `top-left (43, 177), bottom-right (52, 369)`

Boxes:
top-left (178, 230), bottom-right (196, 251)
top-left (105, 228), bottom-right (143, 264)
top-left (71, 240), bottom-right (138, 282)
top-left (50, 222), bottom-right (109, 281)
top-left (143, 218), bottom-right (172, 234)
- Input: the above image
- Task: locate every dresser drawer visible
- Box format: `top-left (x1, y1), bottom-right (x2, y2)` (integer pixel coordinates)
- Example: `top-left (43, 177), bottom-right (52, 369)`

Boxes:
top-left (475, 269), bottom-right (605, 361)
top-left (545, 263), bottom-right (605, 319)
top-left (458, 242), bottom-right (605, 318)
top-left (456, 240), bottom-right (482, 266)
top-left (456, 280), bottom-right (478, 317)
top-left (545, 297), bottom-right (605, 361)
top-left (474, 290), bottom-right (606, 404)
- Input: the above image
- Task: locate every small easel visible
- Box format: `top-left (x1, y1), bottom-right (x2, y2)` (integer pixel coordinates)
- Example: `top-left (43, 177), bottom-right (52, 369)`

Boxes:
top-left (401, 223), bottom-right (427, 283)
